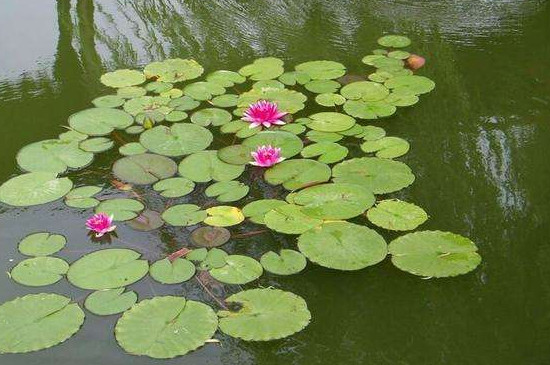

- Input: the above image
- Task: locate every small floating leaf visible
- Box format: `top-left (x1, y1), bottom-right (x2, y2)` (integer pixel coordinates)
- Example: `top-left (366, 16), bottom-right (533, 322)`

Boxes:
top-left (306, 112), bottom-right (356, 132)
top-left (0, 172), bottom-right (73, 207)
top-left (210, 94), bottom-right (239, 108)
top-left (191, 108), bottom-right (232, 127)
top-left (79, 137), bottom-right (114, 153)
top-left (140, 124), bottom-right (213, 157)
top-left (366, 199), bottom-right (428, 231)
top-left (179, 151), bottom-right (244, 182)
top-left (304, 79), bottom-right (340, 94)
top-left (377, 35), bottom-right (411, 48)
top-left (206, 70), bottom-right (246, 87)
top-left (183, 81), bottom-right (226, 101)
top-left (242, 131), bottom-right (304, 159)
top-left (361, 125), bottom-right (386, 141)
top-left (117, 86), bottom-right (147, 98)
top-left (278, 71), bottom-right (311, 85)
top-left (238, 88), bottom-right (307, 114)
top-left (84, 288), bottom-right (137, 316)
top-left (191, 227), bottom-right (231, 248)
top-left (260, 250), bottom-right (307, 275)
top-left (95, 198), bottom-right (144, 221)
top-left (209, 255), bottom-right (262, 284)
top-left (144, 58), bottom-right (204, 83)
top-left (340, 81), bottom-right (390, 101)
top-left (18, 232), bottom-right (67, 256)
top-left (113, 153), bottom-right (177, 184)
top-left (127, 210), bottom-right (164, 231)
top-left (295, 60), bottom-right (346, 80)
top-left (149, 258), bottom-right (196, 284)
top-left (301, 142), bottom-right (348, 164)
top-left (16, 139), bottom-right (93, 174)
top-left (217, 145), bottom-right (252, 165)
top-left (306, 130), bottom-right (343, 143)
top-left (64, 185), bottom-right (102, 209)
top-left (119, 142), bottom-right (147, 156)
top-left (165, 110), bottom-right (188, 122)
top-left (92, 95), bottom-right (125, 108)
top-left (10, 257), bottom-right (69, 287)
top-left (242, 199), bottom-right (288, 224)
top-left (239, 57), bottom-right (284, 80)
top-left (153, 177), bottom-right (195, 198)
top-left (204, 206), bottom-right (245, 227)
top-left (361, 136), bottom-right (410, 158)
top-left (264, 204), bottom-right (322, 234)
top-left (68, 108), bottom-right (134, 136)
top-left (264, 159), bottom-right (331, 190)
top-left (101, 69), bottom-right (145, 88)
top-left (123, 96), bottom-right (171, 117)
top-left (162, 204), bottom-right (207, 226)
top-left (384, 75), bottom-right (435, 95)
top-left (168, 96), bottom-right (200, 111)
top-left (315, 93), bottom-right (346, 107)
top-left (205, 181), bottom-right (249, 202)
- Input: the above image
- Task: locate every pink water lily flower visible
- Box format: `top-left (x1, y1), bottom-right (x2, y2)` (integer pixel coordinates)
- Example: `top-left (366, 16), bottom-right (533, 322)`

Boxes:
top-left (250, 145), bottom-right (285, 167)
top-left (242, 100), bottom-right (287, 129)
top-left (86, 212), bottom-right (116, 237)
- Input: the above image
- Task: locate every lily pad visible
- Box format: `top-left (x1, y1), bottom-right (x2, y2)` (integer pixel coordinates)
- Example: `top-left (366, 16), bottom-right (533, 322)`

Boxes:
top-left (366, 199), bottom-right (428, 231)
top-left (79, 137), bottom-right (113, 153)
top-left (340, 81), bottom-right (389, 101)
top-left (127, 210), bottom-right (164, 231)
top-left (217, 145), bottom-right (252, 165)
top-left (117, 86), bottom-right (147, 99)
top-left (144, 58), bottom-right (204, 82)
top-left (252, 80), bottom-right (285, 90)
top-left (242, 131), bottom-right (304, 158)
top-left (153, 177), bottom-right (195, 198)
top-left (204, 206), bottom-right (245, 227)
top-left (304, 80), bottom-right (340, 94)
top-left (205, 181), bottom-right (249, 202)
top-left (17, 139), bottom-right (93, 174)
top-left (239, 57), bottom-right (284, 80)
top-left (361, 136), bottom-right (410, 158)
top-left (123, 96), bottom-right (171, 117)
top-left (343, 100), bottom-right (396, 119)
top-left (92, 95), bottom-right (125, 108)
top-left (183, 81), bottom-right (226, 101)
top-left (18, 232), bottom-right (67, 256)
top-left (306, 112), bottom-right (355, 132)
top-left (301, 142), bottom-right (348, 164)
top-left (200, 248), bottom-right (229, 270)
top-left (95, 198), bottom-right (144, 221)
top-left (264, 159), bottom-right (331, 190)
top-left (140, 124), bottom-right (213, 157)
top-left (162, 204), bottom-right (207, 226)
top-left (297, 221), bottom-right (387, 270)
top-left (0, 172), bottom-right (73, 207)
top-left (169, 96), bottom-right (201, 111)
top-left (125, 125), bottom-right (145, 135)
top-left (332, 157), bottom-right (415, 194)
top-left (67, 249), bottom-right (149, 290)
top-left (242, 199), bottom-right (288, 224)
top-left (218, 288), bottom-right (310, 341)
top-left (388, 231), bottom-right (482, 277)
top-left (264, 204), bottom-right (322, 234)
top-left (10, 257), bottom-right (69, 287)
top-left (178, 150), bottom-right (244, 182)
top-left (209, 255), bottom-right (262, 284)
top-left (0, 293), bottom-right (84, 353)
top-left (295, 60), bottom-right (346, 80)
top-left (210, 94), bottom-right (239, 108)
top-left (145, 81), bottom-right (173, 93)
top-left (237, 88), bottom-right (307, 113)
top-left (361, 125), bottom-right (387, 141)
top-left (191, 227), bottom-right (231, 248)
top-left (84, 288), bottom-right (137, 316)
top-left (100, 69), bottom-right (145, 88)
top-left (206, 70), bottom-right (246, 87)
top-left (165, 110), bottom-right (188, 122)
top-left (384, 91), bottom-right (419, 107)
top-left (64, 185), bottom-right (102, 209)
top-left (113, 153), bottom-right (177, 184)
top-left (150, 258), bottom-right (196, 284)
top-left (68, 108), bottom-right (134, 136)
top-left (191, 108), bottom-right (232, 127)
top-left (221, 120), bottom-right (261, 138)
top-left (388, 50), bottom-right (410, 59)
top-left (260, 250), bottom-right (307, 275)
top-left (377, 35), bottom-right (411, 48)
top-left (278, 123), bottom-right (306, 135)
top-left (315, 93), bottom-right (346, 107)
top-left (119, 142), bottom-right (147, 156)
top-left (115, 296), bottom-right (217, 359)
top-left (384, 75), bottom-right (435, 95)
top-left (278, 71), bottom-right (311, 85)
top-left (306, 130), bottom-right (343, 143)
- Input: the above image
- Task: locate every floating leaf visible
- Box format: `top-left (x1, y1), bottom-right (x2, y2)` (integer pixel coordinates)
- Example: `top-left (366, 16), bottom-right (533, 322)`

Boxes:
top-left (298, 221), bottom-right (387, 270)
top-left (239, 57), bottom-right (284, 80)
top-left (306, 130), bottom-right (343, 143)
top-left (301, 142), bottom-right (348, 164)
top-left (18, 232), bottom-right (67, 256)
top-left (366, 199), bottom-right (428, 231)
top-left (388, 231), bottom-right (482, 277)
top-left (119, 142), bottom-right (147, 156)
top-left (278, 71), bottom-right (311, 85)
top-left (384, 91), bottom-right (419, 107)
top-left (0, 293), bottom-right (84, 353)
top-left (67, 249), bottom-right (148, 290)
top-left (260, 250), bottom-right (307, 275)
top-left (388, 50), bottom-right (410, 59)
top-left (252, 80), bottom-right (285, 90)
top-left (295, 60), bottom-right (346, 80)
top-left (361, 136), bottom-right (410, 158)
top-left (237, 88), bottom-right (307, 114)
top-left (191, 108), bottom-right (232, 127)
top-left (242, 199), bottom-right (288, 224)
top-left (127, 210), bottom-right (164, 231)
top-left (304, 80), bottom-right (340, 94)
top-left (199, 248), bottom-right (229, 270)
top-left (115, 297), bottom-right (217, 359)
top-left (209, 255), bottom-right (262, 284)
top-left (64, 185), bottom-right (102, 209)
top-left (210, 94), bottom-right (239, 108)
top-left (84, 288), bottom-right (137, 316)
top-left (264, 204), bottom-right (322, 234)
top-left (179, 150), bottom-right (244, 182)
top-left (144, 58), bottom-right (204, 82)
top-left (217, 145), bottom-right (252, 165)
top-left (145, 81), bottom-right (173, 93)
top-left (95, 198), bottom-right (144, 221)
top-left (117, 86), bottom-right (147, 98)
top-left (204, 206), bottom-right (245, 227)
top-left (113, 153), bottom-right (177, 184)
top-left (160, 88), bottom-right (183, 99)
top-left (162, 204), bottom-right (206, 226)
top-left (183, 81), bottom-right (226, 101)
top-left (205, 181), bottom-right (249, 202)
top-left (101, 69), bottom-right (145, 88)
top-left (92, 95), bottom-right (125, 108)
top-left (165, 110), bottom-right (188, 122)
top-left (278, 123), bottom-right (306, 135)
top-left (68, 108), bottom-right (134, 136)
top-left (220, 120), bottom-right (261, 138)
top-left (343, 100), bottom-right (396, 119)
top-left (150, 258), bottom-right (196, 284)
top-left (218, 288), bottom-right (310, 341)
top-left (377, 35), bottom-right (411, 48)
top-left (79, 137), bottom-right (114, 153)
top-left (361, 125), bottom-right (386, 141)
top-left (340, 81), bottom-right (390, 101)
top-left (168, 96), bottom-right (200, 111)
top-left (306, 112), bottom-right (355, 132)
top-left (16, 139), bottom-right (93, 174)
top-left (337, 124), bottom-right (364, 136)
top-left (123, 96), bottom-right (171, 117)
top-left (125, 125), bottom-right (145, 135)
top-left (385, 75), bottom-right (435, 95)
top-left (153, 177), bottom-right (195, 198)
top-left (10, 257), bottom-right (69, 287)
top-left (140, 124), bottom-right (213, 157)
top-left (243, 131), bottom-right (304, 158)
top-left (186, 248), bottom-right (208, 262)
top-left (191, 227), bottom-right (231, 248)
top-left (206, 70), bottom-right (246, 87)
top-left (315, 93), bottom-right (346, 107)
top-left (264, 159), bottom-right (331, 190)
top-left (0, 172), bottom-right (73, 207)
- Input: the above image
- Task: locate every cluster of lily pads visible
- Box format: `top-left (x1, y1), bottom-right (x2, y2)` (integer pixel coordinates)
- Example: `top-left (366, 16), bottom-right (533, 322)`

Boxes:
top-left (0, 35), bottom-right (482, 358)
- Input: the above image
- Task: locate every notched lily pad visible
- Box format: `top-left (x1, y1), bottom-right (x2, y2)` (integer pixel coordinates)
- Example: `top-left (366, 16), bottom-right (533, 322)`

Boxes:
top-left (162, 204), bottom-right (206, 226)
top-left (366, 199), bottom-right (428, 231)
top-left (101, 69), bottom-right (145, 88)
top-left (18, 232), bottom-right (67, 257)
top-left (149, 258), bottom-right (196, 284)
top-left (191, 227), bottom-right (231, 248)
top-left (84, 288), bottom-right (137, 316)
top-left (95, 198), bottom-right (144, 221)
top-left (10, 257), bottom-right (69, 287)
top-left (204, 206), bottom-right (245, 227)
top-left (260, 250), bottom-right (307, 275)
top-left (113, 153), bottom-right (177, 184)
top-left (209, 255), bottom-right (262, 284)
top-left (0, 172), bottom-right (73, 207)
top-left (264, 159), bottom-right (331, 190)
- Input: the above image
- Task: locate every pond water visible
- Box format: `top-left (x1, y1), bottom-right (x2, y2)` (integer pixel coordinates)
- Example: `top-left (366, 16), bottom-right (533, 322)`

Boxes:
top-left (1, 0), bottom-right (549, 364)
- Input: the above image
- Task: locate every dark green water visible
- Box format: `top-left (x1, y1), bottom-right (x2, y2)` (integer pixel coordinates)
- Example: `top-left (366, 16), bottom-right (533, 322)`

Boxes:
top-left (1, 1), bottom-right (550, 364)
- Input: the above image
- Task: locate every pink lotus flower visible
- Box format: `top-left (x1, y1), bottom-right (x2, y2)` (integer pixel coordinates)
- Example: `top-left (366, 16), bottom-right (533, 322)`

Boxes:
top-left (242, 100), bottom-right (287, 129)
top-left (250, 145), bottom-right (284, 167)
top-left (86, 213), bottom-right (116, 237)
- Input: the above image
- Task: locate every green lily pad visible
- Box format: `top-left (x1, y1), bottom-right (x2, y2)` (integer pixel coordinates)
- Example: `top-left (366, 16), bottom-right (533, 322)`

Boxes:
top-left (218, 288), bottom-right (310, 341)
top-left (301, 142), bottom-right (348, 164)
top-left (377, 35), bottom-right (411, 48)
top-left (210, 94), bottom-right (239, 108)
top-left (125, 125), bottom-right (145, 135)
top-left (264, 204), bottom-right (322, 234)
top-left (343, 100), bottom-right (396, 119)
top-left (252, 80), bottom-right (285, 90)
top-left (183, 81), bottom-right (226, 101)
top-left (217, 145), bottom-right (252, 165)
top-left (200, 248), bottom-right (229, 270)
top-left (306, 130), bottom-right (343, 143)
top-left (209, 255), bottom-right (262, 284)
top-left (140, 124), bottom-right (213, 157)
top-left (153, 177), bottom-right (195, 198)
top-left (144, 58), bottom-right (204, 82)
top-left (220, 120), bottom-right (261, 138)
top-left (0, 293), bottom-right (84, 354)
top-left (340, 81), bottom-right (390, 101)
top-left (113, 153), bottom-right (177, 185)
top-left (67, 249), bottom-right (149, 290)
top-left (191, 108), bottom-right (232, 126)
top-left (168, 96), bottom-right (200, 111)
top-left (64, 185), bottom-right (102, 208)
top-left (278, 123), bottom-right (306, 135)
top-left (79, 137), bottom-right (114, 153)
top-left (315, 93), bottom-right (346, 107)
top-left (123, 96), bottom-right (171, 116)
top-left (205, 181), bottom-right (249, 202)
top-left (306, 112), bottom-right (356, 132)
top-left (242, 199), bottom-right (288, 224)
top-left (388, 50), bottom-right (410, 59)
top-left (298, 221), bottom-right (387, 270)
top-left (278, 71), bottom-right (311, 85)
top-left (68, 108), bottom-right (134, 136)
top-left (384, 91), bottom-right (419, 107)
top-left (239, 57), bottom-right (284, 80)
top-left (361, 136), bottom-right (410, 158)
top-left (367, 199), bottom-right (428, 231)
top-left (206, 70), bottom-right (246, 87)
top-left (117, 86), bottom-right (147, 98)
top-left (332, 157), bottom-right (415, 194)
top-left (295, 60), bottom-right (346, 80)
top-left (10, 257), bottom-right (69, 287)
top-left (337, 124), bottom-right (364, 136)
top-left (119, 142), bottom-right (147, 156)
top-left (237, 88), bottom-right (307, 114)
top-left (18, 232), bottom-right (67, 256)
top-left (264, 159), bottom-right (331, 190)
top-left (165, 110), bottom-right (188, 122)
top-left (84, 288), bottom-right (137, 316)
top-left (361, 125), bottom-right (386, 141)
top-left (101, 69), bottom-right (145, 88)
top-left (384, 75), bottom-right (435, 95)
top-left (149, 258), bottom-right (196, 284)
top-left (115, 296), bottom-right (217, 359)
top-left (162, 204), bottom-right (207, 226)
top-left (186, 248), bottom-right (208, 262)
top-left (388, 231), bottom-right (482, 277)
top-left (191, 227), bottom-right (231, 248)
top-left (204, 206), bottom-right (244, 227)
top-left (16, 139), bottom-right (93, 174)
top-left (242, 131), bottom-right (303, 158)
top-left (260, 250), bottom-right (307, 275)
top-left (127, 210), bottom-right (164, 231)
top-left (292, 183), bottom-right (375, 220)
top-left (92, 95), bottom-right (125, 108)
top-left (58, 130), bottom-right (88, 142)
top-left (179, 150), bottom-right (245, 182)
top-left (95, 198), bottom-right (144, 221)
top-left (160, 88), bottom-right (183, 99)
top-left (0, 172), bottom-right (73, 207)
top-left (304, 80), bottom-right (340, 94)
top-left (145, 81), bottom-right (173, 93)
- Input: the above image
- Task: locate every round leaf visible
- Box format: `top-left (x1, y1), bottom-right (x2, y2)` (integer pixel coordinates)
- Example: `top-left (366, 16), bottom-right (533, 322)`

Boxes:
top-left (209, 255), bottom-right (262, 284)
top-left (377, 35), bottom-right (411, 48)
top-left (84, 288), bottom-right (137, 316)
top-left (113, 153), bottom-right (177, 185)
top-left (264, 159), bottom-right (331, 190)
top-left (95, 198), bottom-right (144, 221)
top-left (361, 136), bottom-right (410, 158)
top-left (264, 204), bottom-right (322, 234)
top-left (68, 108), bottom-right (133, 136)
top-left (301, 142), bottom-right (348, 164)
top-left (307, 112), bottom-right (356, 132)
top-left (101, 69), bottom-right (145, 88)
top-left (204, 206), bottom-right (244, 227)
top-left (17, 139), bottom-right (93, 174)
top-left (18, 232), bottom-right (67, 257)
top-left (153, 177), bottom-right (195, 198)
top-left (162, 204), bottom-right (206, 226)
top-left (295, 60), bottom-right (346, 80)
top-left (149, 258), bottom-right (196, 284)
top-left (0, 172), bottom-right (73, 207)
top-left (191, 227), bottom-right (231, 248)
top-left (205, 181), bottom-right (249, 202)
top-left (140, 124), bottom-right (213, 157)
top-left (260, 250), bottom-right (307, 275)
top-left (179, 151), bottom-right (244, 182)
top-left (366, 199), bottom-right (428, 231)
top-left (10, 257), bottom-right (69, 287)
top-left (144, 58), bottom-right (204, 83)
top-left (243, 131), bottom-right (304, 159)
top-left (242, 199), bottom-right (288, 224)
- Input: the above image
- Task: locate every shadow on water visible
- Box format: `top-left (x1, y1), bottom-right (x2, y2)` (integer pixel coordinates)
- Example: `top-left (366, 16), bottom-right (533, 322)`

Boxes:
top-left (0, 0), bottom-right (549, 364)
